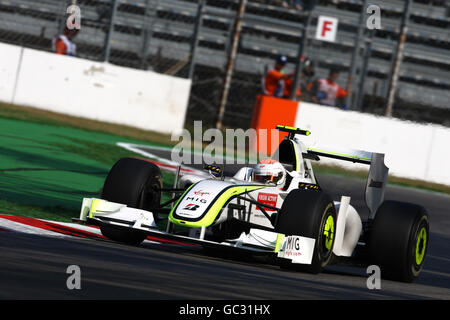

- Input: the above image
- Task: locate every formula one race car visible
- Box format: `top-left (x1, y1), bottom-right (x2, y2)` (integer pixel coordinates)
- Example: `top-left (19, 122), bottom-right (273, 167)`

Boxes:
top-left (76, 125), bottom-right (429, 282)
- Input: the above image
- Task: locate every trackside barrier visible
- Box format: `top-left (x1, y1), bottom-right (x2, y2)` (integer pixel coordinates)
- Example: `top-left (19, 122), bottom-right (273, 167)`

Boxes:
top-left (295, 102), bottom-right (450, 186)
top-left (251, 95), bottom-right (299, 155)
top-left (0, 43), bottom-right (22, 103)
top-left (0, 43), bottom-right (191, 135)
top-left (250, 97), bottom-right (450, 185)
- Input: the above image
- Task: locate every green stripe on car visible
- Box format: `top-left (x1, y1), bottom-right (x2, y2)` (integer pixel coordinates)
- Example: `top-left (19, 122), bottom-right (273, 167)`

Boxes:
top-left (169, 185), bottom-right (264, 228)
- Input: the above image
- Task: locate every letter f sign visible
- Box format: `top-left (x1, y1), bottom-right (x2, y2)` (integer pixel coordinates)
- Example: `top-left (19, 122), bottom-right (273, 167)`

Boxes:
top-left (322, 21), bottom-right (333, 37)
top-left (316, 16), bottom-right (338, 43)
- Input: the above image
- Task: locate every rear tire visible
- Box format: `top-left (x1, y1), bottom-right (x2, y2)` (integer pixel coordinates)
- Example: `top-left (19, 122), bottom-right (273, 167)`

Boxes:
top-left (100, 157), bottom-right (163, 245)
top-left (276, 189), bottom-right (336, 274)
top-left (368, 200), bottom-right (429, 282)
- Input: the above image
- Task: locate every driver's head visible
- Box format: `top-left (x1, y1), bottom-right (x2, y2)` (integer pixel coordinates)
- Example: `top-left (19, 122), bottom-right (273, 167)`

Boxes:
top-left (254, 159), bottom-right (286, 186)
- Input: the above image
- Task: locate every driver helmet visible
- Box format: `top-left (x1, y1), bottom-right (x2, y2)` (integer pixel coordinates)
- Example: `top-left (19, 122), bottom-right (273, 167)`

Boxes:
top-left (254, 159), bottom-right (286, 186)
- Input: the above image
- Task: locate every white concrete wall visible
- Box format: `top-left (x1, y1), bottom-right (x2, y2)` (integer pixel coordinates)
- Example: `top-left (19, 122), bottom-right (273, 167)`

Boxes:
top-left (0, 44), bottom-right (191, 135)
top-left (0, 43), bottom-right (22, 103)
top-left (295, 102), bottom-right (450, 186)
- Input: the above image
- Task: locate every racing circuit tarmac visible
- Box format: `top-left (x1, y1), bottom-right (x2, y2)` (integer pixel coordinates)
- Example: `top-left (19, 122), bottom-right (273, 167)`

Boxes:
top-left (0, 145), bottom-right (449, 299)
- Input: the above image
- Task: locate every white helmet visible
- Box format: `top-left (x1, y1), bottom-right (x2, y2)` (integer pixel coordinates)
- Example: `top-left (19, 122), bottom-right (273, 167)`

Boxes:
top-left (253, 159), bottom-right (286, 186)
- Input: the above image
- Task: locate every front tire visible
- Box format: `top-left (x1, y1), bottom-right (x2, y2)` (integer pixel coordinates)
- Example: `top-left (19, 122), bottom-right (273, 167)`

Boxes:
top-left (368, 200), bottom-right (429, 282)
top-left (276, 189), bottom-right (336, 274)
top-left (100, 157), bottom-right (163, 245)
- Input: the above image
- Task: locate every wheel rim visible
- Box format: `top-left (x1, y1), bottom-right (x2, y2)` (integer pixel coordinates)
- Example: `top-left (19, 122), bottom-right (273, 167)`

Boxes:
top-left (322, 214), bottom-right (335, 253)
top-left (415, 226), bottom-right (427, 266)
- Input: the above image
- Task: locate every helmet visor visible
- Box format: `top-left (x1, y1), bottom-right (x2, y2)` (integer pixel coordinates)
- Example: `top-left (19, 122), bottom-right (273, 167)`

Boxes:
top-left (254, 173), bottom-right (282, 184)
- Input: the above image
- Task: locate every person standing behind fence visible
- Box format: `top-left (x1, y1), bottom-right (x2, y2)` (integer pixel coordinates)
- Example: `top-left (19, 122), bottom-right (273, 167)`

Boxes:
top-left (262, 55), bottom-right (294, 98)
top-left (308, 68), bottom-right (351, 108)
top-left (283, 77), bottom-right (301, 100)
top-left (278, 0), bottom-right (304, 11)
top-left (52, 27), bottom-right (78, 56)
top-left (283, 56), bottom-right (315, 101)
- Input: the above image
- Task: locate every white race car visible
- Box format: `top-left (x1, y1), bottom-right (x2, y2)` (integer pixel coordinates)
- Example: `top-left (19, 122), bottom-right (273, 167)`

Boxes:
top-left (76, 125), bottom-right (429, 282)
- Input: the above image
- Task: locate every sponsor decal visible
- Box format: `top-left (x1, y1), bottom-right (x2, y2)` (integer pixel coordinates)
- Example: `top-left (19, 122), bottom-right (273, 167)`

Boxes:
top-left (278, 235), bottom-right (316, 264)
top-left (284, 237), bottom-right (302, 257)
top-left (183, 204), bottom-right (200, 211)
top-left (185, 196), bottom-right (207, 203)
top-left (298, 183), bottom-right (321, 191)
top-left (256, 193), bottom-right (278, 211)
top-left (369, 179), bottom-right (383, 188)
top-left (193, 190), bottom-right (210, 197)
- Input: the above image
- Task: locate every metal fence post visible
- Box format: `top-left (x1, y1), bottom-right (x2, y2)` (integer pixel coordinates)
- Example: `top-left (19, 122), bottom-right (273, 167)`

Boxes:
top-left (290, 10), bottom-right (313, 101)
top-left (56, 0), bottom-right (70, 35)
top-left (215, 0), bottom-right (247, 130)
top-left (103, 0), bottom-right (119, 62)
top-left (348, 0), bottom-right (368, 110)
top-left (356, 29), bottom-right (374, 110)
top-left (188, 0), bottom-right (205, 80)
top-left (140, 0), bottom-right (158, 70)
top-left (385, 0), bottom-right (411, 117)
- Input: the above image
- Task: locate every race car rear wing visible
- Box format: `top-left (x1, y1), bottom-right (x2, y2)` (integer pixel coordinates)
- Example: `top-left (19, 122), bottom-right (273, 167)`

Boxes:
top-left (276, 126), bottom-right (388, 219)
top-left (306, 147), bottom-right (372, 165)
top-left (306, 146), bottom-right (389, 219)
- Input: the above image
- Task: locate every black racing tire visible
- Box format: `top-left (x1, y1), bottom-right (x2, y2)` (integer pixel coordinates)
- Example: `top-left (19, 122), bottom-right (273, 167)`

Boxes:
top-left (100, 157), bottom-right (163, 245)
top-left (368, 200), bottom-right (429, 283)
top-left (276, 189), bottom-right (336, 274)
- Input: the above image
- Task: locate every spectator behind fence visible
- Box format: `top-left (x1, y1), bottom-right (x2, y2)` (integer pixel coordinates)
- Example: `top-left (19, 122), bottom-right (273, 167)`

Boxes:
top-left (283, 77), bottom-right (301, 100)
top-left (262, 55), bottom-right (294, 97)
top-left (277, 0), bottom-right (304, 11)
top-left (52, 27), bottom-right (78, 56)
top-left (308, 68), bottom-right (351, 108)
top-left (281, 56), bottom-right (316, 101)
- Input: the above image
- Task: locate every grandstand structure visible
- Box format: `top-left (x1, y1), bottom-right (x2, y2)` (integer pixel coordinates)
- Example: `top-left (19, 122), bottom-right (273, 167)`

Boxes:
top-left (0, 0), bottom-right (449, 128)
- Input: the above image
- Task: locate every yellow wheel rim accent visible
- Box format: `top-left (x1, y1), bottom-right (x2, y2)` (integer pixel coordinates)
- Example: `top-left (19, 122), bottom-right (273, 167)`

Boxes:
top-left (323, 215), bottom-right (335, 251)
top-left (415, 227), bottom-right (427, 265)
